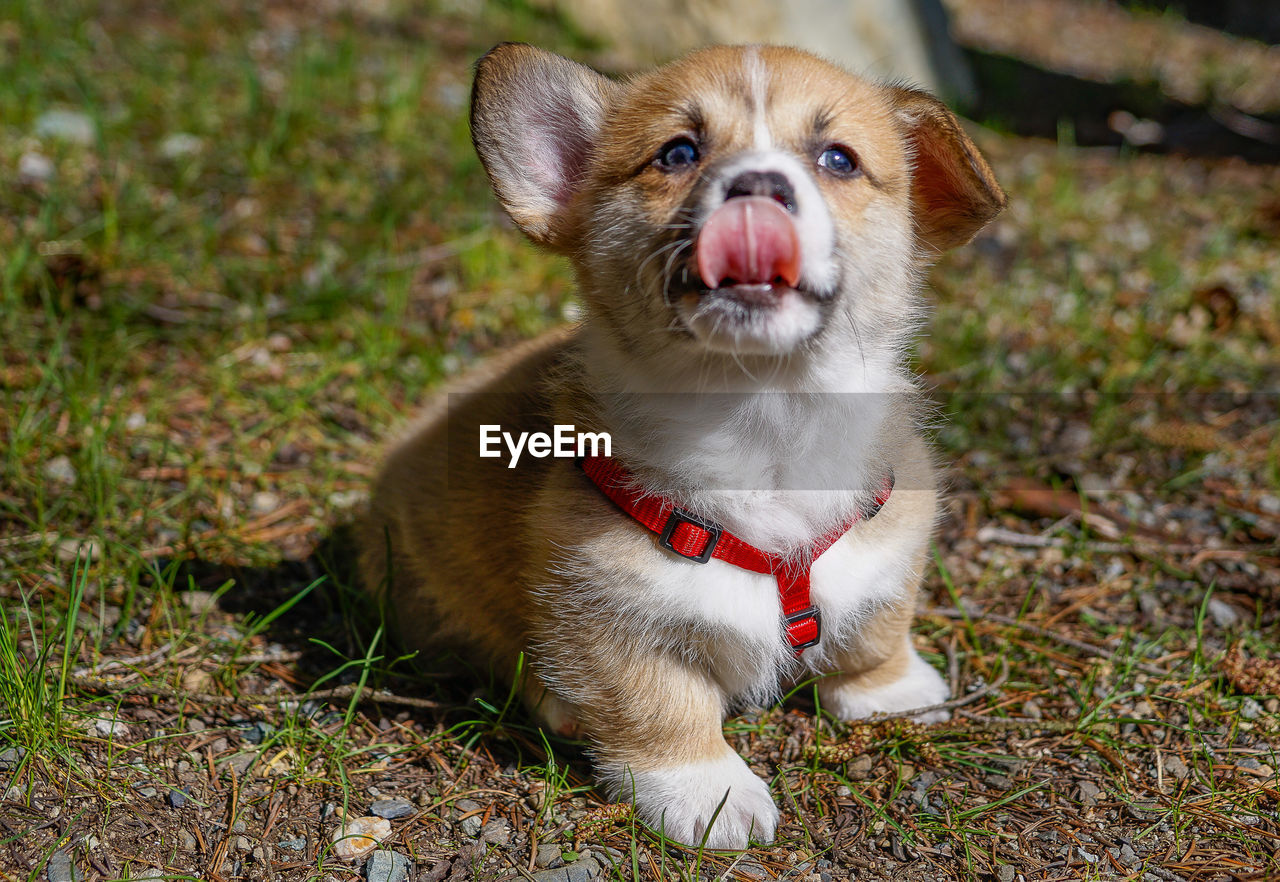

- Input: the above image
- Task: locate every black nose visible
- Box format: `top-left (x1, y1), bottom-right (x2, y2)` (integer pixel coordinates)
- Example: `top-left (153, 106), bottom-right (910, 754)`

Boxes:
top-left (724, 171), bottom-right (796, 212)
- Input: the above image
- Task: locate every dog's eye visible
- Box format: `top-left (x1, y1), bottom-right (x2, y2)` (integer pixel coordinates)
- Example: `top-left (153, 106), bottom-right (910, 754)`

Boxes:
top-left (817, 146), bottom-right (859, 177)
top-left (655, 137), bottom-right (700, 170)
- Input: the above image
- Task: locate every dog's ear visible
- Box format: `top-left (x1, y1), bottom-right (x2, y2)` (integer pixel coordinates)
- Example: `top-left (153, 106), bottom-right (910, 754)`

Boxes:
top-left (889, 88), bottom-right (1006, 256)
top-left (471, 43), bottom-right (616, 251)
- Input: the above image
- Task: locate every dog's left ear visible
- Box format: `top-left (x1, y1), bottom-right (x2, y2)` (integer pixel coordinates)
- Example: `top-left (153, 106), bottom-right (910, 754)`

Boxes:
top-left (890, 88), bottom-right (1006, 255)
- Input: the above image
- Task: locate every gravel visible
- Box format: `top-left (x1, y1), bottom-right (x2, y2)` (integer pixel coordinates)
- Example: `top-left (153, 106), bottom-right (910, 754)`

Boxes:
top-left (370, 797), bottom-right (416, 820)
top-left (364, 849), bottom-right (412, 882)
top-left (34, 109), bottom-right (95, 144)
top-left (454, 798), bottom-right (483, 837)
top-left (529, 855), bottom-right (601, 882)
top-left (0, 747), bottom-right (24, 772)
top-left (46, 850), bottom-right (80, 882)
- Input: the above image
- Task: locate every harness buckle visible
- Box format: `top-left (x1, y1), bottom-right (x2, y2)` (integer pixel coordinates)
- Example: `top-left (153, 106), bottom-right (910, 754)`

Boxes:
top-left (658, 508), bottom-right (722, 564)
top-left (784, 607), bottom-right (823, 652)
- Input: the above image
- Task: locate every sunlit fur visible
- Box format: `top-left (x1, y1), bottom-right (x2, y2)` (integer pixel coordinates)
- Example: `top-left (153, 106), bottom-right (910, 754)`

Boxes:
top-left (363, 43), bottom-right (1005, 850)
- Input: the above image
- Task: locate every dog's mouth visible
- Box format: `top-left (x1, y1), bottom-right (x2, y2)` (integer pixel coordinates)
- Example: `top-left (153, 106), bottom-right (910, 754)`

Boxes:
top-left (667, 197), bottom-right (827, 308)
top-left (658, 196), bottom-right (833, 356)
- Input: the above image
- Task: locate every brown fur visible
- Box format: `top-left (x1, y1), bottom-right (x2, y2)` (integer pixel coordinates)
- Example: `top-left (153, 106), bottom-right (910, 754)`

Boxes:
top-left (362, 43), bottom-right (1003, 848)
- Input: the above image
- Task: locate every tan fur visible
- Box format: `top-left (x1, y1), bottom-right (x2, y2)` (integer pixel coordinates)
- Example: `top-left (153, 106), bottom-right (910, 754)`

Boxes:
top-left (363, 43), bottom-right (1003, 848)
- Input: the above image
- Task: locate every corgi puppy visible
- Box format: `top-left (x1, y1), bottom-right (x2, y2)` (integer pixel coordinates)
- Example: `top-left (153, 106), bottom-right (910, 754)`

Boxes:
top-left (362, 43), bottom-right (1004, 849)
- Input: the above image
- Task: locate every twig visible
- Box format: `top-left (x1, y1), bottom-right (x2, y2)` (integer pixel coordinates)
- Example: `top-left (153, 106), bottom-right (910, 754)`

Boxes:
top-left (0, 530), bottom-right (58, 548)
top-left (975, 524), bottom-right (1200, 556)
top-left (924, 607), bottom-right (1170, 677)
top-left (72, 642), bottom-right (176, 677)
top-left (946, 714), bottom-right (1082, 736)
top-left (67, 675), bottom-right (443, 712)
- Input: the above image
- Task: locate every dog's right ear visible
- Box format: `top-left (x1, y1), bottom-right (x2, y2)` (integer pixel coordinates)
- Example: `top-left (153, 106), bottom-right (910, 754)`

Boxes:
top-left (471, 43), bottom-right (616, 251)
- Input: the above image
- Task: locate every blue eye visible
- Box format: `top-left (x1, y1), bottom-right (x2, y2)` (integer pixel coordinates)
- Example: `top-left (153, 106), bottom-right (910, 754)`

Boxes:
top-left (656, 138), bottom-right (699, 169)
top-left (817, 146), bottom-right (859, 176)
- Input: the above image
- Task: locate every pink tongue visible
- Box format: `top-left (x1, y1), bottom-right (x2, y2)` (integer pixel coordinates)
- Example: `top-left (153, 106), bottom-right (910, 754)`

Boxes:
top-left (696, 196), bottom-right (802, 289)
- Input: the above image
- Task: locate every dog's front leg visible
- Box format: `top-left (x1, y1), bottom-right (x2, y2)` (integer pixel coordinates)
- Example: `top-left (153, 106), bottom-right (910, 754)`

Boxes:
top-left (818, 601), bottom-right (951, 724)
top-left (540, 646), bottom-right (778, 850)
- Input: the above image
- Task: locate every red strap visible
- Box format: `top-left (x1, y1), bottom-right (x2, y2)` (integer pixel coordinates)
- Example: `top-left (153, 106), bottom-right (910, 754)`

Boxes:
top-left (579, 456), bottom-right (892, 655)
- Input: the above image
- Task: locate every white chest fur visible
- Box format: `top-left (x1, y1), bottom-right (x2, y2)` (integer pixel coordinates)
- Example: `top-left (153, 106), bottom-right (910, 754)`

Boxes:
top-left (594, 506), bottom-right (922, 704)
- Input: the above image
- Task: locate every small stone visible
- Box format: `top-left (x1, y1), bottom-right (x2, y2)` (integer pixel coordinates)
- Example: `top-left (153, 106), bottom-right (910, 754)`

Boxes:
top-left (535, 843), bottom-right (563, 868)
top-left (180, 831), bottom-right (197, 852)
top-left (1077, 781), bottom-right (1103, 806)
top-left (235, 836), bottom-right (252, 852)
top-left (480, 819), bottom-right (511, 846)
top-left (180, 591), bottom-right (218, 615)
top-left (734, 857), bottom-right (770, 880)
top-left (453, 798), bottom-right (482, 838)
top-left (364, 850), bottom-right (412, 882)
top-left (1241, 698), bottom-right (1263, 720)
top-left (250, 491), bottom-right (280, 514)
top-left (996, 866), bottom-right (1015, 882)
top-left (35, 109), bottom-right (95, 145)
top-left (159, 133), bottom-right (204, 159)
top-left (1162, 755), bottom-right (1190, 780)
top-left (1078, 847), bottom-right (1099, 864)
top-left (92, 717), bottom-right (129, 738)
top-left (135, 786), bottom-right (158, 798)
top-left (278, 837), bottom-right (306, 851)
top-left (1118, 843), bottom-right (1141, 867)
top-left (0, 746), bottom-right (24, 772)
top-left (57, 538), bottom-right (101, 564)
top-left (46, 850), bottom-right (80, 882)
top-left (985, 773), bottom-right (1013, 790)
top-left (166, 787), bottom-right (188, 808)
top-left (370, 797), bottom-right (415, 820)
top-left (1020, 699), bottom-right (1042, 720)
top-left (848, 754), bottom-right (873, 780)
top-left (232, 820), bottom-right (247, 834)
top-left (530, 856), bottom-right (601, 882)
top-left (221, 753), bottom-right (256, 776)
top-left (1207, 597), bottom-right (1239, 629)
top-left (42, 459), bottom-right (74, 489)
top-left (329, 489), bottom-right (366, 510)
top-left (331, 816), bottom-right (391, 861)
top-left (18, 152), bottom-right (54, 184)
top-left (835, 785), bottom-right (851, 797)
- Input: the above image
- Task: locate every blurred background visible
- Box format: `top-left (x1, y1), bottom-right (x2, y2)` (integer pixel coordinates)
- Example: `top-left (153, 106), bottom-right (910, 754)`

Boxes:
top-left (1, 2), bottom-right (1279, 880)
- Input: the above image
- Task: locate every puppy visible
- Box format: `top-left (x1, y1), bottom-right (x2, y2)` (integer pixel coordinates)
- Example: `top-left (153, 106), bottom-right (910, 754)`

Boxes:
top-left (362, 43), bottom-right (1004, 849)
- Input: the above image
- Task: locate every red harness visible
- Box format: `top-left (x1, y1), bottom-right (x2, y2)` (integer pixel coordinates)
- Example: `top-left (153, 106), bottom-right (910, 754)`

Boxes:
top-left (579, 455), bottom-right (892, 655)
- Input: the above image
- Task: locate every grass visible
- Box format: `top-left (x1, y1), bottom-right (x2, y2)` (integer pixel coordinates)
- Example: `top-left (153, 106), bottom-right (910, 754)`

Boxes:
top-left (1, 0), bottom-right (1279, 879)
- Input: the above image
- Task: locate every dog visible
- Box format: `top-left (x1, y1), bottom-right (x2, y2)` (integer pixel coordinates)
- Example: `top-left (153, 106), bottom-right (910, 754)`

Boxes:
top-left (362, 42), bottom-right (1004, 849)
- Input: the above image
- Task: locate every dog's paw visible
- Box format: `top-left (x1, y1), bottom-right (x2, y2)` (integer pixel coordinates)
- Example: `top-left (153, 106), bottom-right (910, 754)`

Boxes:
top-left (821, 648), bottom-right (951, 724)
top-left (608, 751), bottom-right (779, 849)
top-left (530, 691), bottom-right (584, 739)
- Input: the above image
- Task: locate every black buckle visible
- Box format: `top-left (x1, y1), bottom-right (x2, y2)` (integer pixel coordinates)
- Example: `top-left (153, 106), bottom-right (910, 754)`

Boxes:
top-left (658, 508), bottom-right (722, 564)
top-left (784, 607), bottom-right (823, 651)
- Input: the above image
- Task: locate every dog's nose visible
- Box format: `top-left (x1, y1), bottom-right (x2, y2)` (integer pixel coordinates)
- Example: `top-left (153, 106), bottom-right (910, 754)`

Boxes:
top-left (725, 171), bottom-right (796, 212)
